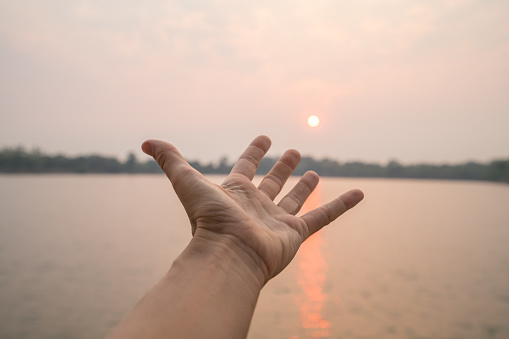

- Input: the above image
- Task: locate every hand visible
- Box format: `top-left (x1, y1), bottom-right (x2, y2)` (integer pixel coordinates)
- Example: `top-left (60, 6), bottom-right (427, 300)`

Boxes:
top-left (142, 135), bottom-right (364, 285)
top-left (108, 135), bottom-right (364, 339)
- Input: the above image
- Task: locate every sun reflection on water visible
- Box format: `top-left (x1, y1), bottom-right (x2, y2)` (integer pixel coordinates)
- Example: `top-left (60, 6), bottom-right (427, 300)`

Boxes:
top-left (295, 185), bottom-right (330, 338)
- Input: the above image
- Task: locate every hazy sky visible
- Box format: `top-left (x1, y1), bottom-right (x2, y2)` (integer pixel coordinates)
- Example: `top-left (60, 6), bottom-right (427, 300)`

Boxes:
top-left (1, 0), bottom-right (508, 164)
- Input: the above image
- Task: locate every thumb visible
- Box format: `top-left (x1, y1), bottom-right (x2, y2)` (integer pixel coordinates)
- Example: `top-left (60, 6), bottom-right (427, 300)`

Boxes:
top-left (142, 139), bottom-right (202, 194)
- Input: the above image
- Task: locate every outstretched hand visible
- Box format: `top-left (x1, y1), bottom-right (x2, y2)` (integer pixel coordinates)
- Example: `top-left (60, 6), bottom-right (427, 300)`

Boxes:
top-left (142, 135), bottom-right (363, 285)
top-left (108, 135), bottom-right (364, 339)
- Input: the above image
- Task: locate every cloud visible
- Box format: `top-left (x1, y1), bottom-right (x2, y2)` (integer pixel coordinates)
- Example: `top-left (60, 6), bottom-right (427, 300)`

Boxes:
top-left (0, 0), bottom-right (508, 162)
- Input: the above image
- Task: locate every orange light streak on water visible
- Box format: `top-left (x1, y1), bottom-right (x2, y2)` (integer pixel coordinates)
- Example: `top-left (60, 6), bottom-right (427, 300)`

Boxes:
top-left (295, 185), bottom-right (330, 338)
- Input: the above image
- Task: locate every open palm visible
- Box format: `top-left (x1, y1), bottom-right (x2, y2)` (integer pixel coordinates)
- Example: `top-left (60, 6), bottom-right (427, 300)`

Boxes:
top-left (142, 135), bottom-right (363, 284)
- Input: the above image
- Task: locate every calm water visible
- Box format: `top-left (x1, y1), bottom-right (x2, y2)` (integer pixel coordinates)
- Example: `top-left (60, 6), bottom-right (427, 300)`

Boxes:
top-left (0, 175), bottom-right (508, 339)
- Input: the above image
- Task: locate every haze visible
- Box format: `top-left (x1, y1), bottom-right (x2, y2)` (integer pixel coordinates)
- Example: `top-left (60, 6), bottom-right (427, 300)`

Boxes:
top-left (1, 0), bottom-right (508, 164)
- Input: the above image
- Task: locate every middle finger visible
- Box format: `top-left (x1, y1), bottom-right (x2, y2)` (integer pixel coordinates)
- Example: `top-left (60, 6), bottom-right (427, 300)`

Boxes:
top-left (258, 149), bottom-right (301, 200)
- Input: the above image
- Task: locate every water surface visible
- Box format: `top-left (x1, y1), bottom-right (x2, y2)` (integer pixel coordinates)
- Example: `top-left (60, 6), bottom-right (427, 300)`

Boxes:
top-left (0, 175), bottom-right (508, 338)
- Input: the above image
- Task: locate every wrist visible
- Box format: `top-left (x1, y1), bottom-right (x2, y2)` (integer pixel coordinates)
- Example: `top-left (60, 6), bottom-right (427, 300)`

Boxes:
top-left (177, 229), bottom-right (267, 291)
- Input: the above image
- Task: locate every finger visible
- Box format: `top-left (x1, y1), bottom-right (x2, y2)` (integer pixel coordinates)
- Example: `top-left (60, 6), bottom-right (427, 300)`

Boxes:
top-left (300, 189), bottom-right (364, 238)
top-left (230, 135), bottom-right (271, 180)
top-left (141, 139), bottom-right (201, 193)
top-left (277, 171), bottom-right (319, 214)
top-left (258, 149), bottom-right (301, 200)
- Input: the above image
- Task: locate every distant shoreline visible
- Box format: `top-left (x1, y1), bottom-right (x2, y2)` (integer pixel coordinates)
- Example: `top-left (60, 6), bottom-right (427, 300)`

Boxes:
top-left (1, 148), bottom-right (508, 183)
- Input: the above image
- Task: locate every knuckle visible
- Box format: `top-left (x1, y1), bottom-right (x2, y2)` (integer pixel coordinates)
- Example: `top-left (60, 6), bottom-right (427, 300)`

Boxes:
top-left (320, 205), bottom-right (335, 225)
top-left (154, 146), bottom-right (179, 172)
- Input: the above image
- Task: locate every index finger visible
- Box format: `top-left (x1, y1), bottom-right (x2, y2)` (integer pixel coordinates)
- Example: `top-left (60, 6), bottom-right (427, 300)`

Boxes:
top-left (230, 135), bottom-right (272, 180)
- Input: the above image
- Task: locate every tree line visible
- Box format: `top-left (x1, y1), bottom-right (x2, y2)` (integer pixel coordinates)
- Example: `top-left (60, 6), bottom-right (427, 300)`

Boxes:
top-left (0, 146), bottom-right (508, 182)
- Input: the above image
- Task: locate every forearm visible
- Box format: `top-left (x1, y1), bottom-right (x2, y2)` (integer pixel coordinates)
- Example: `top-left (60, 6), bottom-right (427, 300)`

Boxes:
top-left (107, 235), bottom-right (264, 339)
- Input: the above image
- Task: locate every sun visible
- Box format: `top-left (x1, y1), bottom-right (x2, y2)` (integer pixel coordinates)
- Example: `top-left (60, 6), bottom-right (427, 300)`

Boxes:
top-left (307, 115), bottom-right (320, 128)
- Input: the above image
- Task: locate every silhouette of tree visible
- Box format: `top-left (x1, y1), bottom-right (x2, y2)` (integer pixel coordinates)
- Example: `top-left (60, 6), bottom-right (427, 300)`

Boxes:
top-left (0, 146), bottom-right (507, 183)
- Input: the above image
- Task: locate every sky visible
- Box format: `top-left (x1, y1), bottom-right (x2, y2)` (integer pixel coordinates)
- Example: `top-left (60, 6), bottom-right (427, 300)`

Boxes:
top-left (1, 0), bottom-right (508, 164)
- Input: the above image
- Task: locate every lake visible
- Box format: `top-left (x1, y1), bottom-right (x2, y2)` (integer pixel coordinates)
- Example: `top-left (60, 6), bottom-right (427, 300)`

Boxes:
top-left (0, 175), bottom-right (508, 339)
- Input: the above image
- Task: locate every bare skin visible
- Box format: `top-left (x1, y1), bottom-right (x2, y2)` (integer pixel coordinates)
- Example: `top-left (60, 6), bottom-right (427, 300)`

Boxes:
top-left (107, 135), bottom-right (364, 339)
